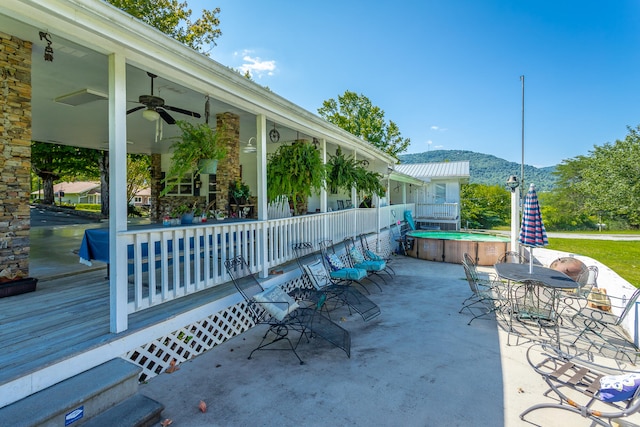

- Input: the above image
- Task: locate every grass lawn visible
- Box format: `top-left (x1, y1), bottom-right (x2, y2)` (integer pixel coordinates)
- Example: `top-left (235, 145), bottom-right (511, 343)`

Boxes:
top-left (547, 238), bottom-right (640, 287)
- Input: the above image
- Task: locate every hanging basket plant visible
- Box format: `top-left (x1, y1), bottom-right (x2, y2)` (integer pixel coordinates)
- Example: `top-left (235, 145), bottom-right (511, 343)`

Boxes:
top-left (327, 147), bottom-right (386, 198)
top-left (267, 140), bottom-right (326, 215)
top-left (161, 120), bottom-right (226, 195)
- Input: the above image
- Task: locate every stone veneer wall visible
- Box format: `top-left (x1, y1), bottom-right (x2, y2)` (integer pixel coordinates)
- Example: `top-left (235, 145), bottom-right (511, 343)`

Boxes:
top-left (215, 112), bottom-right (240, 213)
top-left (0, 33), bottom-right (32, 276)
top-left (150, 153), bottom-right (162, 222)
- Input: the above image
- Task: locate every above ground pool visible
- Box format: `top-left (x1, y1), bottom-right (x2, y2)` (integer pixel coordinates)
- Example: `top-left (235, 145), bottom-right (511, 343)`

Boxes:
top-left (406, 231), bottom-right (510, 266)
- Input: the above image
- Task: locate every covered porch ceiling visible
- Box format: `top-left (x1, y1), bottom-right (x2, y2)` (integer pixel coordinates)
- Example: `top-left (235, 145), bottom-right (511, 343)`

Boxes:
top-left (0, 0), bottom-right (399, 175)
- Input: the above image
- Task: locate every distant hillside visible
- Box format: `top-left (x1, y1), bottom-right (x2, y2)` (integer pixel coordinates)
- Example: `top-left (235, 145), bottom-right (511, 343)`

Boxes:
top-left (398, 150), bottom-right (557, 191)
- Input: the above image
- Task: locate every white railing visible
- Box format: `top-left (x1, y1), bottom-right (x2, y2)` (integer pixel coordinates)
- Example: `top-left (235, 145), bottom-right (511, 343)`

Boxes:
top-left (120, 203), bottom-right (416, 315)
top-left (415, 203), bottom-right (459, 220)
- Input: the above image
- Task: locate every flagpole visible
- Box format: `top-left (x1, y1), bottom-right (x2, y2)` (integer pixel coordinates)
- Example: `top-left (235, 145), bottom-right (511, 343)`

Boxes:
top-left (519, 75), bottom-right (525, 261)
top-left (520, 75), bottom-right (525, 189)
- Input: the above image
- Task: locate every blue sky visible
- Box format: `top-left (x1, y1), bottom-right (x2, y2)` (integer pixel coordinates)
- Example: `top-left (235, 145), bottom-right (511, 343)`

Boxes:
top-left (191, 0), bottom-right (640, 167)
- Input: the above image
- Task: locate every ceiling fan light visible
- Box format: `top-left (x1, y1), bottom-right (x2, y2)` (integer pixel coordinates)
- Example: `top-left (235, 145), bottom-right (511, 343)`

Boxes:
top-left (142, 109), bottom-right (160, 121)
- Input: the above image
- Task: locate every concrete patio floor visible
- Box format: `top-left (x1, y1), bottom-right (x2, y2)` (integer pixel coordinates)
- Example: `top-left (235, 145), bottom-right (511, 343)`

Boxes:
top-left (138, 255), bottom-right (640, 427)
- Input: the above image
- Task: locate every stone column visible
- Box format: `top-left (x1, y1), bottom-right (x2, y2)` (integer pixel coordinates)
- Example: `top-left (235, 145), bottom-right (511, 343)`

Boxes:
top-left (215, 112), bottom-right (240, 213)
top-left (149, 153), bottom-right (162, 222)
top-left (0, 33), bottom-right (32, 276)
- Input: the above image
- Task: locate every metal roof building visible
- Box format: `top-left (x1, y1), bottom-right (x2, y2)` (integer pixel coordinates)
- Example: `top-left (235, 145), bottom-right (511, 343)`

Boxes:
top-left (394, 161), bottom-right (470, 182)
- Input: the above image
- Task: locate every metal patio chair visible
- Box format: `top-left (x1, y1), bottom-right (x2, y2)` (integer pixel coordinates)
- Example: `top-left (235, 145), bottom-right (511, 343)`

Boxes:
top-left (318, 239), bottom-right (378, 294)
top-left (570, 287), bottom-right (640, 365)
top-left (497, 250), bottom-right (525, 264)
top-left (357, 234), bottom-right (396, 276)
top-left (293, 242), bottom-right (381, 321)
top-left (343, 237), bottom-right (390, 286)
top-left (459, 260), bottom-right (506, 325)
top-left (521, 343), bottom-right (640, 426)
top-left (225, 255), bottom-right (351, 363)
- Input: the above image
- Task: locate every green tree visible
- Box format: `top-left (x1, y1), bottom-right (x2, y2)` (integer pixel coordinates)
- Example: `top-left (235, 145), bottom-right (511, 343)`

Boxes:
top-left (127, 155), bottom-right (151, 207)
top-left (318, 91), bottom-right (410, 158)
top-left (31, 142), bottom-right (101, 205)
top-left (544, 156), bottom-right (595, 230)
top-left (106, 0), bottom-right (221, 54)
top-left (551, 125), bottom-right (640, 228)
top-left (460, 184), bottom-right (510, 229)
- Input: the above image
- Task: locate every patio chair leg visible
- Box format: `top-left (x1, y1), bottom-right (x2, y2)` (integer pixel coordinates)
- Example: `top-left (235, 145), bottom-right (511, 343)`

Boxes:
top-left (249, 324), bottom-right (305, 365)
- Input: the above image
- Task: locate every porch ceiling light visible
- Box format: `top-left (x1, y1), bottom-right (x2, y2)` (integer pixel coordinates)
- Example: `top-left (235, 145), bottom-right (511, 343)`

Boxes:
top-left (243, 137), bottom-right (257, 153)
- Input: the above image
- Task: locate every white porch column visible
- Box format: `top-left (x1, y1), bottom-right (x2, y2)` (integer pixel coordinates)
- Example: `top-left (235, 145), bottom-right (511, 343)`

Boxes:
top-left (320, 139), bottom-right (327, 213)
top-left (108, 52), bottom-right (128, 333)
top-left (256, 114), bottom-right (268, 278)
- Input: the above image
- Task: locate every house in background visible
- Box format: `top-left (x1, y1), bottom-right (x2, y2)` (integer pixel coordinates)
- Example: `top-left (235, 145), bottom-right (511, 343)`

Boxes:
top-left (394, 161), bottom-right (470, 230)
top-left (130, 187), bottom-right (151, 207)
top-left (31, 181), bottom-right (101, 205)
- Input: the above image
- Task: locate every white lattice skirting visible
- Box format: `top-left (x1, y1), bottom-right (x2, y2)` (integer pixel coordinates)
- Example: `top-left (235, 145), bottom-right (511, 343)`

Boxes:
top-left (124, 275), bottom-right (310, 382)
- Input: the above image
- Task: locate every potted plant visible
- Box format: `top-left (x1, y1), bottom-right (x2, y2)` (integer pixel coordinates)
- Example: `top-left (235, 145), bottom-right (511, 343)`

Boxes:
top-left (267, 140), bottom-right (326, 215)
top-left (162, 120), bottom-right (226, 195)
top-left (230, 180), bottom-right (251, 205)
top-left (172, 202), bottom-right (197, 225)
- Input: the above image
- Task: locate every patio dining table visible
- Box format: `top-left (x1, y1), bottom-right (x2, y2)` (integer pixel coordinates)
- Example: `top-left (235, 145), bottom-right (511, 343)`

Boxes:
top-left (495, 263), bottom-right (579, 343)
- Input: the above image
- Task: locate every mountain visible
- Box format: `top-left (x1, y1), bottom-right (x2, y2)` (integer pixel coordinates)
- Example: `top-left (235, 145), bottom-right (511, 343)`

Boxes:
top-left (397, 150), bottom-right (557, 191)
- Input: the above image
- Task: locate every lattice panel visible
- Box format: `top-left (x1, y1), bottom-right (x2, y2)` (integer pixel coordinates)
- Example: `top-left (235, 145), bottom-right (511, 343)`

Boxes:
top-left (125, 300), bottom-right (255, 382)
top-left (124, 274), bottom-right (313, 382)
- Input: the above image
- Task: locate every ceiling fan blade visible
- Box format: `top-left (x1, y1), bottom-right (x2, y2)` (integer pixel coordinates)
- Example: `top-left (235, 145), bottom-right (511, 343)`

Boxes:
top-left (157, 108), bottom-right (176, 124)
top-left (127, 105), bottom-right (145, 115)
top-left (164, 105), bottom-right (202, 118)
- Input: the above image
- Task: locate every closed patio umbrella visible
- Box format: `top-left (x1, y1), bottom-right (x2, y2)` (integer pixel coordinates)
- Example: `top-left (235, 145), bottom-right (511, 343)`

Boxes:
top-left (519, 183), bottom-right (548, 273)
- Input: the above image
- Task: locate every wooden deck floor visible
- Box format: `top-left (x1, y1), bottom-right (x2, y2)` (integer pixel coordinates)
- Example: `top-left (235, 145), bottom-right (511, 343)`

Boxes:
top-left (0, 268), bottom-right (237, 389)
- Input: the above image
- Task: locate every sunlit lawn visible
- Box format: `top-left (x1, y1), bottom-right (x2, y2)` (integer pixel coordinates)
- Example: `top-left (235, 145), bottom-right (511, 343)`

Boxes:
top-left (547, 238), bottom-right (640, 287)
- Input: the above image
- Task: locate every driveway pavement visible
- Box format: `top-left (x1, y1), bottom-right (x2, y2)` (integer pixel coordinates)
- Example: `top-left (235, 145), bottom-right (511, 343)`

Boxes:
top-left (28, 207), bottom-right (149, 279)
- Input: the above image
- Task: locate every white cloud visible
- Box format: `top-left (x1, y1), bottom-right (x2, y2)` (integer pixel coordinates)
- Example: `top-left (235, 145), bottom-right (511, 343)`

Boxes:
top-left (430, 125), bottom-right (447, 132)
top-left (235, 50), bottom-right (276, 79)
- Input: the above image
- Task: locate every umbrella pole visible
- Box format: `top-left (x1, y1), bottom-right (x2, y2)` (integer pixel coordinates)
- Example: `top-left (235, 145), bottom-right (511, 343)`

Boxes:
top-left (529, 248), bottom-right (533, 273)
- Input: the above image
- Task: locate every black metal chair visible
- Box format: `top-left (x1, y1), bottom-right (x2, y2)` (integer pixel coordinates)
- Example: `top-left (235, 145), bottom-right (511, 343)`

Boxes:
top-left (318, 239), bottom-right (374, 294)
top-left (293, 242), bottom-right (381, 322)
top-left (343, 237), bottom-right (389, 287)
top-left (357, 234), bottom-right (396, 276)
top-left (225, 255), bottom-right (350, 363)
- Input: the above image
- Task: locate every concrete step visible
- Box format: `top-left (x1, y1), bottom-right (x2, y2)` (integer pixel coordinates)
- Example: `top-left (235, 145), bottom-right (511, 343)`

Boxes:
top-left (83, 393), bottom-right (164, 427)
top-left (0, 358), bottom-right (157, 427)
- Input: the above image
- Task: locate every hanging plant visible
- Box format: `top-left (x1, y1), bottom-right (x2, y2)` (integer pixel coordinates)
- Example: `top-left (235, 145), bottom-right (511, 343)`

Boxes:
top-left (327, 147), bottom-right (386, 198)
top-left (267, 140), bottom-right (326, 215)
top-left (161, 120), bottom-right (226, 195)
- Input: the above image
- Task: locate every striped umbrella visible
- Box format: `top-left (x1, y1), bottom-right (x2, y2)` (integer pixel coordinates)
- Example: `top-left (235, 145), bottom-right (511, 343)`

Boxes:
top-left (519, 183), bottom-right (548, 273)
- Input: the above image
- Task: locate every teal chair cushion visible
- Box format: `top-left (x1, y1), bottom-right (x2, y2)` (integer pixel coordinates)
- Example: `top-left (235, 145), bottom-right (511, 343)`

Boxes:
top-left (354, 260), bottom-right (386, 271)
top-left (330, 268), bottom-right (367, 281)
top-left (365, 249), bottom-right (383, 261)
